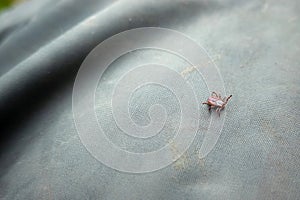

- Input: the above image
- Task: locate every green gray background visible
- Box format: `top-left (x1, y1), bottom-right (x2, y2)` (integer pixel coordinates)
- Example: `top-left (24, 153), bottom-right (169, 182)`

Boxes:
top-left (0, 0), bottom-right (299, 199)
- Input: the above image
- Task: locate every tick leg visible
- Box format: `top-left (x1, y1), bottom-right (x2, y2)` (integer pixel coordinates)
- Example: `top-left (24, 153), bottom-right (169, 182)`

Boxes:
top-left (216, 108), bottom-right (221, 117)
top-left (202, 102), bottom-right (208, 105)
top-left (212, 92), bottom-right (218, 97)
top-left (209, 105), bottom-right (215, 112)
top-left (225, 95), bottom-right (232, 103)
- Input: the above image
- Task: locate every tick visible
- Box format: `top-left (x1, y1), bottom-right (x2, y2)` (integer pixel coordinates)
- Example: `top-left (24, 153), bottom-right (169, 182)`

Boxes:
top-left (202, 92), bottom-right (232, 116)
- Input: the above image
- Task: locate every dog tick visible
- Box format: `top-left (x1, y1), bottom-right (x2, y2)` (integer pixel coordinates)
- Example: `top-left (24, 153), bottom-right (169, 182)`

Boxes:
top-left (202, 92), bottom-right (232, 116)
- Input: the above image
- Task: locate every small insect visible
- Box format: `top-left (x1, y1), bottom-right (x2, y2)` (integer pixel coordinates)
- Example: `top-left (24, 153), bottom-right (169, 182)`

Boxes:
top-left (202, 92), bottom-right (232, 116)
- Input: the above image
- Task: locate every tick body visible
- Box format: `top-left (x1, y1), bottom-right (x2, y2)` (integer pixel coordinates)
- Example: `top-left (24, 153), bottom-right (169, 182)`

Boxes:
top-left (202, 92), bottom-right (232, 116)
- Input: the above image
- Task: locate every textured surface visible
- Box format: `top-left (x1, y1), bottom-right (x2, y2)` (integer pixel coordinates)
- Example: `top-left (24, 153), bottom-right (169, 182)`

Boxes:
top-left (0, 0), bottom-right (299, 199)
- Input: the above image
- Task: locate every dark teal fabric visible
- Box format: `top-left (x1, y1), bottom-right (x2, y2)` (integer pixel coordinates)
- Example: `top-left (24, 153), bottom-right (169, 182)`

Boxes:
top-left (0, 0), bottom-right (299, 199)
